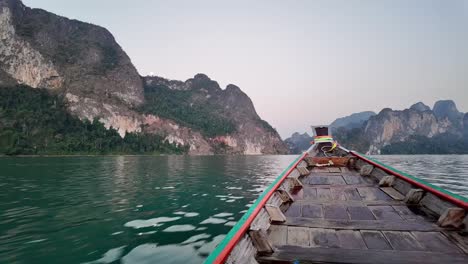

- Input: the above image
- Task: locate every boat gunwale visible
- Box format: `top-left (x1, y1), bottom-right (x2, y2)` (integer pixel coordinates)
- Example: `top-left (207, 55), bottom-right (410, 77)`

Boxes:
top-left (351, 151), bottom-right (468, 209)
top-left (204, 152), bottom-right (308, 264)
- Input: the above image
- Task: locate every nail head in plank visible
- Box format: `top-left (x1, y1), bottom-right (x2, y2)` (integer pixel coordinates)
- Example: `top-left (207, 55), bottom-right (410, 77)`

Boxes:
top-left (383, 231), bottom-right (424, 251)
top-left (336, 230), bottom-right (367, 249)
top-left (412, 231), bottom-right (462, 253)
top-left (265, 205), bottom-right (287, 223)
top-left (380, 187), bottom-right (405, 201)
top-left (287, 226), bottom-right (310, 246)
top-left (309, 228), bottom-right (340, 248)
top-left (360, 230), bottom-right (392, 250)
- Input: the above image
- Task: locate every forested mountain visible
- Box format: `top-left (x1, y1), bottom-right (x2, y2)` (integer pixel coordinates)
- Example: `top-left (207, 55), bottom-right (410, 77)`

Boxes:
top-left (286, 100), bottom-right (468, 154)
top-left (0, 0), bottom-right (287, 155)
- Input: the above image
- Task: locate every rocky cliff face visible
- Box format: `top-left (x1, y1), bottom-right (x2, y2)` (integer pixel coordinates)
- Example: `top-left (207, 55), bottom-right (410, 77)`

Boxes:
top-left (0, 0), bottom-right (287, 155)
top-left (142, 74), bottom-right (288, 155)
top-left (284, 132), bottom-right (313, 154)
top-left (364, 100), bottom-right (464, 154)
top-left (330, 111), bottom-right (376, 130)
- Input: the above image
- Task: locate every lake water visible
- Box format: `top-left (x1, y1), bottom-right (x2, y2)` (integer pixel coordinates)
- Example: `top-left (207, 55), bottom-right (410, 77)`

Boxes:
top-left (1, 155), bottom-right (467, 264)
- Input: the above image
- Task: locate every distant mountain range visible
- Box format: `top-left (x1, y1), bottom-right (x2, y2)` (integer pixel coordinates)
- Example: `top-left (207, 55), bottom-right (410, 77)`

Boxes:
top-left (285, 100), bottom-right (468, 154)
top-left (0, 0), bottom-right (287, 155)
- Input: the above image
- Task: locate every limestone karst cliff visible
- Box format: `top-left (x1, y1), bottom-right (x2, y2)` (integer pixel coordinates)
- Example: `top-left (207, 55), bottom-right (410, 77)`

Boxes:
top-left (0, 0), bottom-right (287, 155)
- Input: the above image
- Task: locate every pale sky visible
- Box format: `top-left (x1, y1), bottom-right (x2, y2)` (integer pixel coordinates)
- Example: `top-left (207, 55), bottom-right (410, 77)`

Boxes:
top-left (23, 0), bottom-right (468, 138)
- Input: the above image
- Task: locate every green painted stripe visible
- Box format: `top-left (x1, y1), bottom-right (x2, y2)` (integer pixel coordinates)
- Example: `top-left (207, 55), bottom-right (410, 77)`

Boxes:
top-left (361, 153), bottom-right (468, 202)
top-left (204, 154), bottom-right (304, 263)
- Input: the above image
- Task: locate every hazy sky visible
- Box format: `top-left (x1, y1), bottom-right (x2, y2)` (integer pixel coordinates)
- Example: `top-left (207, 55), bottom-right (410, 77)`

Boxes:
top-left (23, 0), bottom-right (468, 138)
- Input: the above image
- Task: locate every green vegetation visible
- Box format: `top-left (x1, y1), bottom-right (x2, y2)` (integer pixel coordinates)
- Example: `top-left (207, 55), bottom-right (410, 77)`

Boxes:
top-left (381, 133), bottom-right (468, 154)
top-left (140, 84), bottom-right (236, 137)
top-left (0, 85), bottom-right (187, 155)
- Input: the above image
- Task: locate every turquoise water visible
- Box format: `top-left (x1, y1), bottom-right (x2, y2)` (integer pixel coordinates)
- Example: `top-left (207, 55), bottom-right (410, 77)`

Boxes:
top-left (0, 155), bottom-right (467, 263)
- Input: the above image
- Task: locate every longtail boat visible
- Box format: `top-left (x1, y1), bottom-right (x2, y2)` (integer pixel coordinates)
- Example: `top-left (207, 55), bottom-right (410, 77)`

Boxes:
top-left (205, 126), bottom-right (468, 264)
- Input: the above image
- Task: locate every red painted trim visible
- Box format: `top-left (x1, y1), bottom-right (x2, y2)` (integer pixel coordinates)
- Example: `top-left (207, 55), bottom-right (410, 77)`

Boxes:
top-left (350, 151), bottom-right (468, 210)
top-left (213, 152), bottom-right (308, 264)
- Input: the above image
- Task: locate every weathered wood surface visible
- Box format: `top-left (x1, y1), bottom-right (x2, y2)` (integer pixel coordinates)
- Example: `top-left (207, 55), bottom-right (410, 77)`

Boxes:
top-left (249, 230), bottom-right (273, 255)
top-left (282, 217), bottom-right (445, 231)
top-left (265, 205), bottom-right (286, 223)
top-left (258, 246), bottom-right (468, 264)
top-left (257, 158), bottom-right (468, 264)
top-left (380, 187), bottom-right (405, 201)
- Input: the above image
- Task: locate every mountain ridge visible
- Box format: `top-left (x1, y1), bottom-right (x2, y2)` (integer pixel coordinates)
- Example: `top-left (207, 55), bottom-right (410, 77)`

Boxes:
top-left (285, 100), bottom-right (467, 154)
top-left (0, 0), bottom-right (287, 155)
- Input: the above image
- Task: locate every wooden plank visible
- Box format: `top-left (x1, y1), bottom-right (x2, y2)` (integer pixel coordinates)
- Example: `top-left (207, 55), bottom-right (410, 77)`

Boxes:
top-left (267, 224), bottom-right (287, 246)
top-left (331, 188), bottom-right (347, 201)
top-left (347, 206), bottom-right (375, 220)
top-left (383, 231), bottom-right (424, 251)
top-left (308, 176), bottom-right (329, 185)
top-left (328, 176), bottom-right (346, 185)
top-left (299, 199), bottom-right (405, 206)
top-left (309, 228), bottom-right (340, 248)
top-left (336, 230), bottom-right (367, 249)
top-left (369, 205), bottom-right (403, 221)
top-left (380, 187), bottom-right (405, 201)
top-left (412, 231), bottom-right (461, 253)
top-left (393, 178), bottom-right (413, 195)
top-left (283, 217), bottom-right (443, 231)
top-left (302, 187), bottom-right (317, 199)
top-left (287, 226), bottom-right (310, 246)
top-left (284, 203), bottom-right (301, 217)
top-left (249, 230), bottom-right (273, 255)
top-left (258, 245), bottom-right (468, 264)
top-left (302, 204), bottom-right (323, 218)
top-left (340, 167), bottom-right (350, 173)
top-left (323, 205), bottom-right (349, 220)
top-left (342, 175), bottom-right (362, 185)
top-left (317, 188), bottom-right (332, 200)
top-left (420, 193), bottom-right (455, 216)
top-left (392, 205), bottom-right (423, 220)
top-left (344, 188), bottom-right (362, 201)
top-left (442, 231), bottom-right (468, 254)
top-left (328, 167), bottom-right (342, 173)
top-left (357, 187), bottom-right (392, 201)
top-left (265, 205), bottom-right (286, 223)
top-left (360, 230), bottom-right (392, 250)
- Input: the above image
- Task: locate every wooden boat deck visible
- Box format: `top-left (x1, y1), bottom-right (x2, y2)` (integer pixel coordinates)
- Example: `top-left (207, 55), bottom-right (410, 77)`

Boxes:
top-left (259, 165), bottom-right (468, 264)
